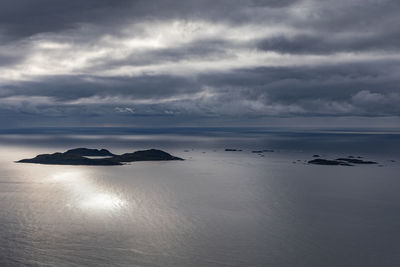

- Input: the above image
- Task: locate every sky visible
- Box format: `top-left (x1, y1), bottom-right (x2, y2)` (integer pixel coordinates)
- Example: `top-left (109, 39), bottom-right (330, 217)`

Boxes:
top-left (0, 0), bottom-right (399, 129)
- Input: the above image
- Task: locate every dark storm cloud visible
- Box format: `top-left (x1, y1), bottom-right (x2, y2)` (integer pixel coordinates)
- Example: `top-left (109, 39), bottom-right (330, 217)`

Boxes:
top-left (1, 75), bottom-right (200, 101)
top-left (0, 0), bottom-right (131, 41)
top-left (0, 0), bottom-right (399, 127)
top-left (0, 0), bottom-right (300, 41)
top-left (299, 0), bottom-right (400, 33)
top-left (3, 60), bottom-right (399, 117)
top-left (258, 31), bottom-right (400, 54)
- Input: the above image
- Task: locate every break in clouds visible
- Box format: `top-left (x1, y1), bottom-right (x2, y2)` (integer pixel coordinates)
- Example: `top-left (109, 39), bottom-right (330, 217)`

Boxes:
top-left (0, 0), bottom-right (400, 127)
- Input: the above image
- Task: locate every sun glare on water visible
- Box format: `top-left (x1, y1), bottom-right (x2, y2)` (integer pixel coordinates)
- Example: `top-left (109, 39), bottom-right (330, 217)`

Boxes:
top-left (51, 170), bottom-right (125, 211)
top-left (80, 193), bottom-right (125, 210)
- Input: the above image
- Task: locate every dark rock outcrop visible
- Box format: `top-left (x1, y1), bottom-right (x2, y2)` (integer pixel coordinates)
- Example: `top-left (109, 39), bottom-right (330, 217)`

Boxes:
top-left (225, 149), bottom-right (242, 151)
top-left (64, 148), bottom-right (114, 156)
top-left (309, 156), bottom-right (378, 166)
top-left (17, 148), bottom-right (183, 166)
top-left (336, 158), bottom-right (377, 164)
top-left (113, 149), bottom-right (183, 162)
top-left (18, 152), bottom-right (121, 165)
top-left (308, 159), bottom-right (353, 166)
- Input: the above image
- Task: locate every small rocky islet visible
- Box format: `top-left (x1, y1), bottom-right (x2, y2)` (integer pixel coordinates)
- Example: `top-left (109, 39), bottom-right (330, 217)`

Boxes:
top-left (308, 157), bottom-right (378, 166)
top-left (17, 148), bottom-right (183, 166)
top-left (252, 150), bottom-right (273, 153)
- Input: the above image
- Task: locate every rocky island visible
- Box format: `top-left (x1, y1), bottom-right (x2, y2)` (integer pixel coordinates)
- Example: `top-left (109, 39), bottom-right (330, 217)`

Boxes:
top-left (17, 148), bottom-right (183, 166)
top-left (308, 159), bottom-right (353, 166)
top-left (63, 148), bottom-right (115, 157)
top-left (113, 149), bottom-right (183, 162)
top-left (308, 157), bottom-right (378, 166)
top-left (335, 158), bottom-right (377, 164)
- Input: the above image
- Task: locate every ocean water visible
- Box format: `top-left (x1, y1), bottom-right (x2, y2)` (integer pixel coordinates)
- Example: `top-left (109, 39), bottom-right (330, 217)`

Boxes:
top-left (0, 131), bottom-right (399, 266)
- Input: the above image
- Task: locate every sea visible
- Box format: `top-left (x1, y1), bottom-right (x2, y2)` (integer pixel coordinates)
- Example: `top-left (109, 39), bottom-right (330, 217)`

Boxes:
top-left (0, 128), bottom-right (399, 266)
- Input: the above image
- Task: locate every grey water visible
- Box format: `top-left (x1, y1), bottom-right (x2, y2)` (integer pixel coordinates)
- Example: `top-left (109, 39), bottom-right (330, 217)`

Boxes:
top-left (0, 130), bottom-right (400, 266)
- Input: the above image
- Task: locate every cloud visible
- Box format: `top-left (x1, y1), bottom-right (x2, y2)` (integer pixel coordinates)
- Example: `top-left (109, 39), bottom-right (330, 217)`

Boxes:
top-left (258, 32), bottom-right (400, 55)
top-left (115, 107), bottom-right (135, 114)
top-left (0, 0), bottom-right (399, 128)
top-left (352, 90), bottom-right (387, 104)
top-left (351, 90), bottom-right (400, 115)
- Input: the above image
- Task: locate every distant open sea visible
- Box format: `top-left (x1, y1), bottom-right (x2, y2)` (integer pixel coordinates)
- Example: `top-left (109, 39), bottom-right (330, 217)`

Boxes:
top-left (0, 128), bottom-right (399, 266)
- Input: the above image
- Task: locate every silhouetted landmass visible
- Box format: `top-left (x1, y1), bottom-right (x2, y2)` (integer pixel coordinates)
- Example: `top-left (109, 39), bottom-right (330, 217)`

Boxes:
top-left (225, 149), bottom-right (242, 151)
top-left (308, 159), bottom-right (353, 166)
top-left (18, 153), bottom-right (121, 165)
top-left (312, 154), bottom-right (320, 157)
top-left (17, 148), bottom-right (183, 166)
top-left (263, 149), bottom-right (274, 152)
top-left (252, 151), bottom-right (263, 153)
top-left (309, 157), bottom-right (378, 166)
top-left (113, 149), bottom-right (183, 162)
top-left (64, 148), bottom-right (114, 156)
top-left (336, 158), bottom-right (377, 164)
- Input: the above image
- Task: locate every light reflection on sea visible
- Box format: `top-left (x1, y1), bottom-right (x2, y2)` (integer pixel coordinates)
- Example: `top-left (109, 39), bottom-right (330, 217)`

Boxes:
top-left (0, 133), bottom-right (399, 266)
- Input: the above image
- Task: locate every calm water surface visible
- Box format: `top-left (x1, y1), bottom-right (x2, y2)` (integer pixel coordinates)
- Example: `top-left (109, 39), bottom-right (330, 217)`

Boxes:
top-left (0, 133), bottom-right (400, 266)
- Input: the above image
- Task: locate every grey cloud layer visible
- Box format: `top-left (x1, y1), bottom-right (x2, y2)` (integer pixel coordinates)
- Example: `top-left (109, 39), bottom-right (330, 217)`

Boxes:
top-left (0, 0), bottom-right (399, 127)
top-left (0, 0), bottom-right (301, 40)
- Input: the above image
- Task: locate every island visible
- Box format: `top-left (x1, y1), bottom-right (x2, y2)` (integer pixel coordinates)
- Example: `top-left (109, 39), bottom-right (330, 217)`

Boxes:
top-left (308, 157), bottom-right (378, 166)
top-left (17, 148), bottom-right (183, 166)
top-left (64, 148), bottom-right (115, 156)
top-left (335, 158), bottom-right (377, 164)
top-left (308, 159), bottom-right (353, 166)
top-left (112, 149), bottom-right (183, 162)
top-left (18, 152), bottom-right (122, 165)
top-left (252, 149), bottom-right (274, 153)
